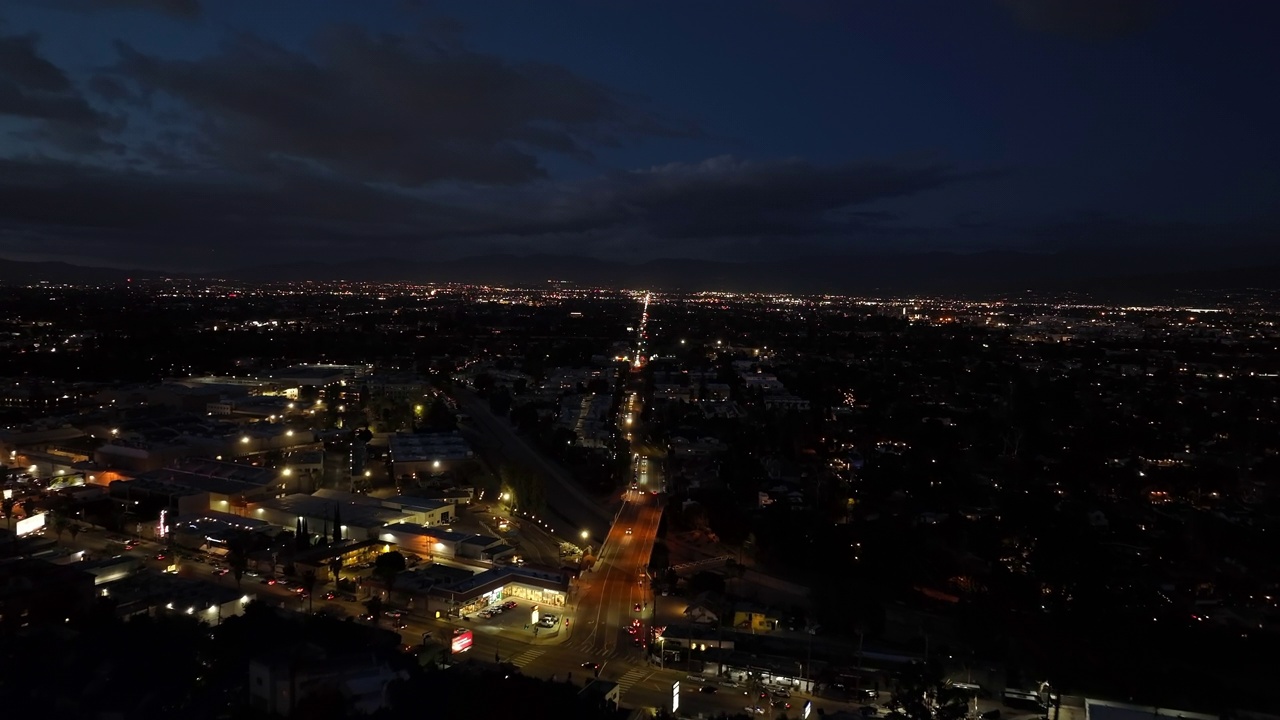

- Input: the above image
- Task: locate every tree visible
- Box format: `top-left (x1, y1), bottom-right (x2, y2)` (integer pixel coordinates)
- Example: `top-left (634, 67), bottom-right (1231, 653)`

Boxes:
top-left (228, 542), bottom-right (249, 589)
top-left (68, 523), bottom-right (82, 542)
top-left (300, 569), bottom-right (317, 614)
top-left (52, 513), bottom-right (69, 542)
top-left (364, 594), bottom-right (384, 625)
top-left (374, 551), bottom-right (407, 601)
top-left (1, 497), bottom-right (14, 532)
top-left (328, 556), bottom-right (344, 584)
top-left (423, 398), bottom-right (457, 432)
top-left (20, 499), bottom-right (36, 519)
top-left (887, 661), bottom-right (970, 720)
top-left (687, 571), bottom-right (725, 596)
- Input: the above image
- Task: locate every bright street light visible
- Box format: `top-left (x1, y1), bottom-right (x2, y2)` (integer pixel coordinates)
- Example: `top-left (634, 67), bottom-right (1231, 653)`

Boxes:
top-left (581, 530), bottom-right (589, 539)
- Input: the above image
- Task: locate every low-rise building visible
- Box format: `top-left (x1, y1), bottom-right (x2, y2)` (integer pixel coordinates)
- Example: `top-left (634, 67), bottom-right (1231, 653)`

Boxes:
top-left (99, 572), bottom-right (253, 625)
top-left (389, 432), bottom-right (474, 477)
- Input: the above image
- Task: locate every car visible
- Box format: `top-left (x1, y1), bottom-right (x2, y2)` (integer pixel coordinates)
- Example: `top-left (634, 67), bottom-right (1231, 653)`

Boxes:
top-left (581, 662), bottom-right (600, 671)
top-left (699, 686), bottom-right (719, 694)
top-left (625, 528), bottom-right (633, 535)
top-left (213, 568), bottom-right (230, 577)
top-left (772, 700), bottom-right (792, 710)
top-left (154, 552), bottom-right (167, 561)
top-left (860, 706), bottom-right (880, 717)
top-left (633, 603), bottom-right (642, 612)
top-left (340, 593), bottom-right (357, 602)
top-left (632, 636), bottom-right (644, 647)
top-left (323, 591), bottom-right (337, 600)
top-left (259, 577), bottom-right (276, 585)
top-left (503, 600), bottom-right (517, 609)
top-left (479, 610), bottom-right (494, 619)
top-left (772, 689), bottom-right (792, 698)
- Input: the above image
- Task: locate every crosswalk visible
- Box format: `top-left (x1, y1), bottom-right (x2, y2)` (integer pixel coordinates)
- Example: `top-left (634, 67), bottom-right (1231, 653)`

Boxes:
top-left (615, 667), bottom-right (648, 695)
top-left (506, 649), bottom-right (544, 668)
top-left (564, 639), bottom-right (629, 658)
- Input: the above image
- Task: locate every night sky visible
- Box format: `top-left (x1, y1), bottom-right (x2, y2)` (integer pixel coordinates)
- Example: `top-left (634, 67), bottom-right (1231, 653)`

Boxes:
top-left (0, 0), bottom-right (1277, 272)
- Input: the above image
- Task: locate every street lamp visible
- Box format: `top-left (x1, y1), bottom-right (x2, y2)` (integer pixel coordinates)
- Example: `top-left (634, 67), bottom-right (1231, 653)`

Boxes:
top-left (581, 530), bottom-right (589, 540)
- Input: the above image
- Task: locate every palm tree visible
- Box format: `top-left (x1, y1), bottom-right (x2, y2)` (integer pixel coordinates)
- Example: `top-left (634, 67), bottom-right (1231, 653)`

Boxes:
top-left (68, 523), bottom-right (82, 543)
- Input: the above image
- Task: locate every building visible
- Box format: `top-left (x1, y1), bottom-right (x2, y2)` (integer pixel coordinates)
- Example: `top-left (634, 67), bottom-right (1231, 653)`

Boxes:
top-left (1084, 699), bottom-right (1217, 720)
top-left (170, 510), bottom-right (274, 552)
top-left (388, 432), bottom-right (474, 477)
top-left (376, 524), bottom-right (512, 561)
top-left (579, 679), bottom-right (620, 714)
top-left (293, 539), bottom-right (387, 583)
top-left (101, 572), bottom-right (253, 626)
top-left (378, 495), bottom-right (454, 526)
top-left (247, 493), bottom-right (415, 542)
top-left (732, 602), bottom-right (781, 633)
top-left (256, 365), bottom-right (363, 388)
top-left (109, 458), bottom-right (298, 518)
top-left (0, 558), bottom-right (96, 627)
top-left (426, 565), bottom-right (571, 618)
top-left (249, 653), bottom-right (406, 716)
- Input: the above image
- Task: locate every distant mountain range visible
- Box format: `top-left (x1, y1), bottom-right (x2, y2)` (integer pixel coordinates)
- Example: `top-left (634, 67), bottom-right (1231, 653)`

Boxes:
top-left (1, 252), bottom-right (1277, 301)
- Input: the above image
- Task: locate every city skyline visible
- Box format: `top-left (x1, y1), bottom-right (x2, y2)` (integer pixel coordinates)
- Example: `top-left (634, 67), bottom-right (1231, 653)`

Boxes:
top-left (0, 1), bottom-right (1277, 275)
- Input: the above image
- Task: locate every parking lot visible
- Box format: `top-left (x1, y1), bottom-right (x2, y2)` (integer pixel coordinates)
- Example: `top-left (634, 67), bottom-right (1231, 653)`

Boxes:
top-left (473, 598), bottom-right (562, 635)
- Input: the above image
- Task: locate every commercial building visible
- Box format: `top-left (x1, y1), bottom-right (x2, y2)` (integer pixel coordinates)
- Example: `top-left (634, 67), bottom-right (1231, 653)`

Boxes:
top-left (101, 572), bottom-right (254, 625)
top-left (255, 364), bottom-right (367, 389)
top-left (388, 432), bottom-right (474, 477)
top-left (170, 510), bottom-right (274, 552)
top-left (376, 523), bottom-right (513, 561)
top-left (0, 558), bottom-right (96, 626)
top-left (293, 539), bottom-right (387, 583)
top-left (425, 565), bottom-right (571, 618)
top-left (108, 458), bottom-right (298, 518)
top-left (246, 493), bottom-right (415, 542)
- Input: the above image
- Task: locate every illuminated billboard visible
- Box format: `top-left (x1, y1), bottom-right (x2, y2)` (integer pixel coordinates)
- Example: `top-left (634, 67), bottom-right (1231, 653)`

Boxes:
top-left (15, 512), bottom-right (46, 537)
top-left (451, 629), bottom-right (473, 654)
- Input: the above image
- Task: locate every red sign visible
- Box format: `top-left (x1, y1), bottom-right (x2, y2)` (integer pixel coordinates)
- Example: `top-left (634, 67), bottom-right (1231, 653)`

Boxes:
top-left (451, 629), bottom-right (473, 654)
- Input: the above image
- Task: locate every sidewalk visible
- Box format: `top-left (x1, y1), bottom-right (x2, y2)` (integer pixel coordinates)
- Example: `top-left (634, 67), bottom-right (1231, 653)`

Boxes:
top-left (415, 605), bottom-right (577, 648)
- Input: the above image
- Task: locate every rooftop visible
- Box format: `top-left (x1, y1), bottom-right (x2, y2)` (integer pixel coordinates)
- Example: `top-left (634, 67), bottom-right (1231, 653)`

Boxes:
top-left (388, 432), bottom-right (473, 462)
top-left (255, 493), bottom-right (412, 528)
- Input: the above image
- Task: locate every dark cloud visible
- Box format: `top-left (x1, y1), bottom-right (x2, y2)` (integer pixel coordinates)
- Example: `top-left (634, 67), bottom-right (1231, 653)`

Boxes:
top-left (997, 0), bottom-right (1163, 41)
top-left (81, 0), bottom-right (201, 19)
top-left (0, 31), bottom-right (121, 152)
top-left (598, 156), bottom-right (955, 240)
top-left (0, 151), bottom-right (960, 267)
top-left (108, 26), bottom-right (692, 187)
top-left (0, 32), bottom-right (73, 93)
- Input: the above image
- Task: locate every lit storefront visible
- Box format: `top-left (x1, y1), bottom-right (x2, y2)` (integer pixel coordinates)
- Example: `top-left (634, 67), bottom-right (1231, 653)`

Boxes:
top-left (427, 565), bottom-right (569, 618)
